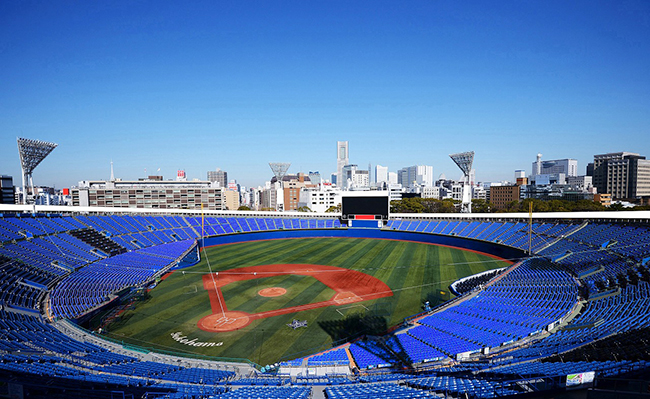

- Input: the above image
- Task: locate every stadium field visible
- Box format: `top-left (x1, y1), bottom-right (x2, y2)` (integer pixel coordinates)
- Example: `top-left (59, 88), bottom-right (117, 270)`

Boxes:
top-left (104, 237), bottom-right (510, 366)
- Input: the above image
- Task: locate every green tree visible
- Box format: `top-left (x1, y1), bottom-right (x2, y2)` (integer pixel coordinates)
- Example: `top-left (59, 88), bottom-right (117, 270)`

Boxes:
top-left (471, 199), bottom-right (493, 213)
top-left (325, 204), bottom-right (341, 213)
top-left (390, 198), bottom-right (426, 213)
top-left (237, 205), bottom-right (251, 211)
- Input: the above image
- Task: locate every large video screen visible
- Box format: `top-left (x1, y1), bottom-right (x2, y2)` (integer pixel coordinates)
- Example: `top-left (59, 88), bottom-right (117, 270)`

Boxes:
top-left (342, 196), bottom-right (389, 219)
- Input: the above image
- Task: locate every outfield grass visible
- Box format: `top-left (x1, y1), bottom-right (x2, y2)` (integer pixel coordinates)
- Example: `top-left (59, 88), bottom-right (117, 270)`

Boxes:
top-left (105, 237), bottom-right (509, 366)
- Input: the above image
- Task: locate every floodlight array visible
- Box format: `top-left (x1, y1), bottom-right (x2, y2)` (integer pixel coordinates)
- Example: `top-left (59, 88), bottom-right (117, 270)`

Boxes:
top-left (17, 138), bottom-right (58, 175)
top-left (17, 137), bottom-right (58, 204)
top-left (449, 151), bottom-right (474, 177)
top-left (269, 162), bottom-right (291, 182)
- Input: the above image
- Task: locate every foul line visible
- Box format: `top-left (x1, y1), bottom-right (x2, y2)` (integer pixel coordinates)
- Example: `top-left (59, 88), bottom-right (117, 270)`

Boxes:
top-left (201, 217), bottom-right (226, 319)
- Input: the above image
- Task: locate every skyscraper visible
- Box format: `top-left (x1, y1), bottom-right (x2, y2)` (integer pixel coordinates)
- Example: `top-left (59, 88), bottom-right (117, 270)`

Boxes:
top-left (336, 141), bottom-right (349, 188)
top-left (397, 165), bottom-right (434, 188)
top-left (207, 168), bottom-right (228, 188)
top-left (375, 165), bottom-right (389, 184)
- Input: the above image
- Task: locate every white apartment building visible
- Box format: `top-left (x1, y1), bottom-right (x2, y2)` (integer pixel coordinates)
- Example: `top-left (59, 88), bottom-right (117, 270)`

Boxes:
top-left (298, 186), bottom-right (342, 213)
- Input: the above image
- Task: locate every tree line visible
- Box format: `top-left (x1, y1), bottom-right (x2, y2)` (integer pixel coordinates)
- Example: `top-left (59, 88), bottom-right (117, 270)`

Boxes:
top-left (390, 197), bottom-right (650, 213)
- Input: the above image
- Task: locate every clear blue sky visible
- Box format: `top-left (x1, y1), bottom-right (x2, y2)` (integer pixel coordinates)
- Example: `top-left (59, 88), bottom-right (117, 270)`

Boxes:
top-left (1, 1), bottom-right (649, 189)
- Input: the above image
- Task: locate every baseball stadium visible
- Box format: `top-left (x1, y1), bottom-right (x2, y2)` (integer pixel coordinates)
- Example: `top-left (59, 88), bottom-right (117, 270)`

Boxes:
top-left (0, 204), bottom-right (650, 399)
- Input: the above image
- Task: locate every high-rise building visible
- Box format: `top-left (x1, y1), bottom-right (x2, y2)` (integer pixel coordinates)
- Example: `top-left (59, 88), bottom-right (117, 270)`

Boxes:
top-left (593, 152), bottom-right (650, 199)
top-left (388, 172), bottom-right (398, 185)
top-left (375, 165), bottom-right (389, 184)
top-left (397, 165), bottom-right (434, 188)
top-left (207, 168), bottom-right (228, 188)
top-left (341, 165), bottom-right (369, 189)
top-left (336, 141), bottom-right (349, 188)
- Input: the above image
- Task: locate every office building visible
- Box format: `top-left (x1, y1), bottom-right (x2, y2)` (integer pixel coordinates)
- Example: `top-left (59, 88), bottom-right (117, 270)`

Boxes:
top-left (593, 152), bottom-right (650, 200)
top-left (375, 165), bottom-right (389, 184)
top-left (489, 185), bottom-right (520, 209)
top-left (341, 165), bottom-right (369, 189)
top-left (207, 168), bottom-right (228, 188)
top-left (1, 175), bottom-right (14, 204)
top-left (532, 154), bottom-right (578, 177)
top-left (71, 179), bottom-right (223, 210)
top-left (223, 190), bottom-right (240, 210)
top-left (397, 165), bottom-right (434, 188)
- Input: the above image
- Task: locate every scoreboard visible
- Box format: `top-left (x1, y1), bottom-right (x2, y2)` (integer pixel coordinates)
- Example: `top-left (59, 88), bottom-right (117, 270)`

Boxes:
top-left (341, 193), bottom-right (389, 221)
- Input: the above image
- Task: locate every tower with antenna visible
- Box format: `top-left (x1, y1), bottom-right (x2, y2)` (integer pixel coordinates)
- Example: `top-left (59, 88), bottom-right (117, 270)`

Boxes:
top-left (17, 138), bottom-right (58, 205)
top-left (449, 151), bottom-right (475, 213)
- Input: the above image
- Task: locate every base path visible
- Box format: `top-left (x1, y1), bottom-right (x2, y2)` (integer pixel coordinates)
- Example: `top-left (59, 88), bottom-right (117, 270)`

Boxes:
top-left (197, 264), bottom-right (393, 332)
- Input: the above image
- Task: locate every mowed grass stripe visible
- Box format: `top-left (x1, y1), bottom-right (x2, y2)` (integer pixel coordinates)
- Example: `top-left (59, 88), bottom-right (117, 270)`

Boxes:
top-left (328, 239), bottom-right (378, 269)
top-left (277, 277), bottom-right (336, 310)
top-left (246, 238), bottom-right (332, 266)
top-left (339, 239), bottom-right (383, 271)
top-left (203, 239), bottom-right (315, 269)
top-left (358, 240), bottom-right (402, 274)
top-left (224, 275), bottom-right (335, 314)
top-left (113, 290), bottom-right (212, 340)
top-left (221, 275), bottom-right (293, 311)
top-left (303, 238), bottom-right (363, 266)
top-left (198, 238), bottom-right (309, 270)
top-left (384, 243), bottom-right (422, 325)
top-left (368, 241), bottom-right (406, 284)
top-left (394, 244), bottom-right (428, 321)
top-left (225, 307), bottom-right (332, 363)
top-left (107, 237), bottom-right (510, 365)
top-left (120, 275), bottom-right (211, 329)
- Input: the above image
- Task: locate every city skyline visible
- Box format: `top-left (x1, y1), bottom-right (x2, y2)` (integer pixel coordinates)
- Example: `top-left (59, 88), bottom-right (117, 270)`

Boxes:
top-left (1, 1), bottom-right (649, 189)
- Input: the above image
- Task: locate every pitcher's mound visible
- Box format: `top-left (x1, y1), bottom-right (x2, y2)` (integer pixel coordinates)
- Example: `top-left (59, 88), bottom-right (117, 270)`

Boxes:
top-left (198, 311), bottom-right (251, 332)
top-left (258, 287), bottom-right (287, 297)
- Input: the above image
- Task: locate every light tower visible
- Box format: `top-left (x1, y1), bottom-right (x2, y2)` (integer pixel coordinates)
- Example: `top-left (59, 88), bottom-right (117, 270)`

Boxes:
top-left (269, 163), bottom-right (290, 211)
top-left (449, 151), bottom-right (475, 213)
top-left (17, 138), bottom-right (58, 204)
top-left (269, 162), bottom-right (290, 185)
